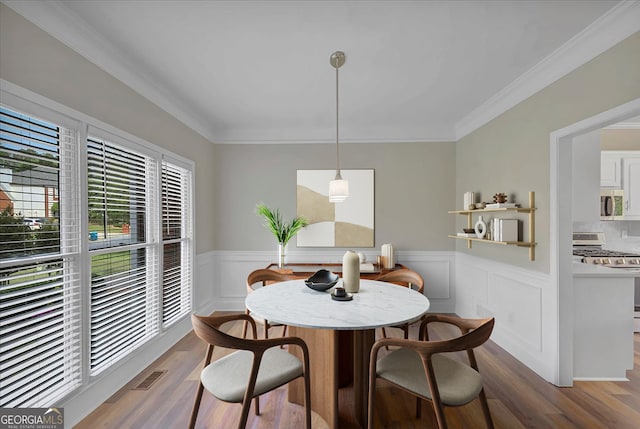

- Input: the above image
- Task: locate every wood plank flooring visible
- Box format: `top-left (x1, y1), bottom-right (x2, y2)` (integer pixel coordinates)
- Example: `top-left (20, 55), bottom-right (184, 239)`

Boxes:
top-left (76, 315), bottom-right (640, 428)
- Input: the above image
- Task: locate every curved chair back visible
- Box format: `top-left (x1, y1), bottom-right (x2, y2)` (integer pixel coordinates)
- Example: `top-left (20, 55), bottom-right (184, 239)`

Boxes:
top-left (246, 269), bottom-right (292, 295)
top-left (244, 269), bottom-right (293, 339)
top-left (375, 268), bottom-right (424, 293)
top-left (368, 315), bottom-right (495, 429)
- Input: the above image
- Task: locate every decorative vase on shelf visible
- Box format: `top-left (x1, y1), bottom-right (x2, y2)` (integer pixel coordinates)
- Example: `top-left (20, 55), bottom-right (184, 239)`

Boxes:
top-left (278, 242), bottom-right (286, 268)
top-left (342, 250), bottom-right (360, 293)
top-left (474, 215), bottom-right (487, 239)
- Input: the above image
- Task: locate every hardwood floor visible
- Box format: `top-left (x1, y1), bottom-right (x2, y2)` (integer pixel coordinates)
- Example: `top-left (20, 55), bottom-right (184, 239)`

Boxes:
top-left (76, 315), bottom-right (640, 428)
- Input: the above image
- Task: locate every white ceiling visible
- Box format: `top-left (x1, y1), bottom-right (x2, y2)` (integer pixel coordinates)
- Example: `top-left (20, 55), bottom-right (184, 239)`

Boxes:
top-left (5, 1), bottom-right (640, 143)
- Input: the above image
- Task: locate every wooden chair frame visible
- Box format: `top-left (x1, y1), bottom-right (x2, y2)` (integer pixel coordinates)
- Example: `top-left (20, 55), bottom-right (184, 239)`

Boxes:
top-left (189, 313), bottom-right (311, 429)
top-left (368, 315), bottom-right (495, 429)
top-left (243, 269), bottom-right (293, 339)
top-left (374, 268), bottom-right (425, 342)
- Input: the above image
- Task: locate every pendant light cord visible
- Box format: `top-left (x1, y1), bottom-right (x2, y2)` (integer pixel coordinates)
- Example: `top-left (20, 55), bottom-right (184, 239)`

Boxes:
top-left (335, 60), bottom-right (341, 179)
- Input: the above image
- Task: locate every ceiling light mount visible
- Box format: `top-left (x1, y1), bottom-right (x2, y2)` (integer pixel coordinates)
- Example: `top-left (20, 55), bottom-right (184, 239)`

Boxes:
top-left (329, 51), bottom-right (348, 203)
top-left (330, 51), bottom-right (345, 69)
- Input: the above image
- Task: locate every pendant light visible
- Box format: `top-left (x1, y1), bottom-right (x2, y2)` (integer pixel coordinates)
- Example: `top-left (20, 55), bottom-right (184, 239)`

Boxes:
top-left (329, 51), bottom-right (348, 203)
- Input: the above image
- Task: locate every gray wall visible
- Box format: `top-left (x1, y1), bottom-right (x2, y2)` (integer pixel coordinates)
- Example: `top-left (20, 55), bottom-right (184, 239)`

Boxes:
top-left (455, 31), bottom-right (640, 272)
top-left (214, 141), bottom-right (456, 251)
top-left (601, 129), bottom-right (640, 150)
top-left (0, 4), bottom-right (217, 254)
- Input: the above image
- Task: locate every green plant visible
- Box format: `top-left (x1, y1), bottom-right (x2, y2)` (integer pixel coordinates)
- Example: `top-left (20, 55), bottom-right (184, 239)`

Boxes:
top-left (255, 203), bottom-right (308, 245)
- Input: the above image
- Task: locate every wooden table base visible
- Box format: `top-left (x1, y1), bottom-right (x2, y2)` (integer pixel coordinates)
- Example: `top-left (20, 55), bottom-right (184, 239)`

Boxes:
top-left (288, 326), bottom-right (375, 429)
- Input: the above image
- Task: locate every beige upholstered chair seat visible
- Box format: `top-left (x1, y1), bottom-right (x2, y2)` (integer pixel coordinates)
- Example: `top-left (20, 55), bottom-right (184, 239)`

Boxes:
top-left (368, 315), bottom-right (495, 429)
top-left (202, 348), bottom-right (304, 403)
top-left (377, 349), bottom-right (483, 406)
top-left (189, 313), bottom-right (311, 429)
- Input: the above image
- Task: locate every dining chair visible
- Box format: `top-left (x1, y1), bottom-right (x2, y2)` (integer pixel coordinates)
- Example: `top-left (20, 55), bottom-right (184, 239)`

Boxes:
top-left (374, 268), bottom-right (425, 342)
top-left (189, 313), bottom-right (311, 429)
top-left (368, 314), bottom-right (495, 429)
top-left (243, 268), bottom-right (293, 339)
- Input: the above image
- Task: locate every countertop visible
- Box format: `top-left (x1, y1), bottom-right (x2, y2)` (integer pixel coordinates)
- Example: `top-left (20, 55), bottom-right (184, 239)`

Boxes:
top-left (573, 261), bottom-right (640, 278)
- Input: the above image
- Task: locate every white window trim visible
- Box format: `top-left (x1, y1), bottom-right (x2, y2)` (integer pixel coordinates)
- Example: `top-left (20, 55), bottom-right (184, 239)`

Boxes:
top-left (1, 79), bottom-right (195, 405)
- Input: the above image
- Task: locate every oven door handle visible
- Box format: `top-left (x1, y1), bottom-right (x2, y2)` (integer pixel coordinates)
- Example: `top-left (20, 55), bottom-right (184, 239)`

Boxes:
top-left (602, 195), bottom-right (613, 217)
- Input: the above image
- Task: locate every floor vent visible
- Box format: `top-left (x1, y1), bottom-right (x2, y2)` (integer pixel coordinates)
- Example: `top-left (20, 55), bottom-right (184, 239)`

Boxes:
top-left (133, 370), bottom-right (167, 390)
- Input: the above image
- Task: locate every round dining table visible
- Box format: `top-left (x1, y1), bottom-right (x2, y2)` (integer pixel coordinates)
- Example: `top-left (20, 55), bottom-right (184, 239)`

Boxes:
top-left (245, 279), bottom-right (430, 429)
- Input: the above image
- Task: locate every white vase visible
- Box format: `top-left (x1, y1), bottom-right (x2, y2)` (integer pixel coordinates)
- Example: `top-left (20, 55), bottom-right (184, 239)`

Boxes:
top-left (342, 250), bottom-right (360, 293)
top-left (278, 242), bottom-right (286, 268)
top-left (474, 216), bottom-right (487, 239)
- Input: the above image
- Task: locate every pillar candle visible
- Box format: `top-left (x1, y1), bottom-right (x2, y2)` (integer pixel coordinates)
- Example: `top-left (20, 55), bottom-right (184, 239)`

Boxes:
top-left (381, 243), bottom-right (395, 269)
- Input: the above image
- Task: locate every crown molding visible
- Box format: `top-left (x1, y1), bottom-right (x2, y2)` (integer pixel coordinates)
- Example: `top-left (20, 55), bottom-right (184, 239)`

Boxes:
top-left (4, 0), bottom-right (638, 145)
top-left (455, 0), bottom-right (640, 141)
top-left (2, 0), bottom-right (218, 144)
top-left (213, 124), bottom-right (456, 144)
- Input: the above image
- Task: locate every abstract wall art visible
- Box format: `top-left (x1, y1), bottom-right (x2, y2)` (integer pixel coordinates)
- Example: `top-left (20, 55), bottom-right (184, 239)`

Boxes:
top-left (296, 169), bottom-right (374, 247)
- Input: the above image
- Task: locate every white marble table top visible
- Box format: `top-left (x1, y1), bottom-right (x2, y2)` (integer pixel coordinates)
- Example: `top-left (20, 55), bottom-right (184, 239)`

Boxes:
top-left (245, 279), bottom-right (430, 330)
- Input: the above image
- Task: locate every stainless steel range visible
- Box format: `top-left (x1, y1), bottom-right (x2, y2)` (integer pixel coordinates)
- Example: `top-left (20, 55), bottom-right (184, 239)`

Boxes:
top-left (572, 232), bottom-right (640, 270)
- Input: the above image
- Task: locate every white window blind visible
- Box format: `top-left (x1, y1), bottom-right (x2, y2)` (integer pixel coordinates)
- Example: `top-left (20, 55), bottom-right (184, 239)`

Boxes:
top-left (1, 88), bottom-right (194, 407)
top-left (161, 160), bottom-right (192, 327)
top-left (0, 107), bottom-right (82, 407)
top-left (87, 135), bottom-right (159, 375)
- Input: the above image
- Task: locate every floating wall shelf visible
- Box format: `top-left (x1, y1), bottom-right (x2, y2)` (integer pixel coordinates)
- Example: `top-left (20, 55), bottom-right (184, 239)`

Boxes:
top-left (448, 191), bottom-right (537, 261)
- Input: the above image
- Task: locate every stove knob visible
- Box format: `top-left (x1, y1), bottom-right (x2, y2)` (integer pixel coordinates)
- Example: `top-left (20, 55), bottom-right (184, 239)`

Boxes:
top-left (593, 259), bottom-right (601, 264)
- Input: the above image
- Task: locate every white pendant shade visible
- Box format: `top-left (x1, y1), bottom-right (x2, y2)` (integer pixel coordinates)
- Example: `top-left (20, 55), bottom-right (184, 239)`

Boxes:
top-left (329, 178), bottom-right (349, 202)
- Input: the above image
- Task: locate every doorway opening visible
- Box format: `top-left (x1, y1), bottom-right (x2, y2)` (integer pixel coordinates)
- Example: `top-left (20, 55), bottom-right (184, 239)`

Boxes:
top-left (550, 98), bottom-right (640, 386)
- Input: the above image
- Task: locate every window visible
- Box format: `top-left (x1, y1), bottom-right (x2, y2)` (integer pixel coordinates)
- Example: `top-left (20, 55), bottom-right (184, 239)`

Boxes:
top-left (87, 135), bottom-right (159, 375)
top-left (0, 95), bottom-right (194, 407)
top-left (161, 160), bottom-right (192, 327)
top-left (0, 107), bottom-right (82, 407)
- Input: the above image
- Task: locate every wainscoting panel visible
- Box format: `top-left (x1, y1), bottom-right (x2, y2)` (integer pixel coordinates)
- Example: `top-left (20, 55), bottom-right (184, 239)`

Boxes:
top-left (208, 250), bottom-right (456, 313)
top-left (397, 251), bottom-right (455, 313)
top-left (454, 253), bottom-right (554, 382)
top-left (490, 272), bottom-right (542, 352)
top-left (195, 251), bottom-right (216, 314)
top-left (201, 250), bottom-right (557, 382)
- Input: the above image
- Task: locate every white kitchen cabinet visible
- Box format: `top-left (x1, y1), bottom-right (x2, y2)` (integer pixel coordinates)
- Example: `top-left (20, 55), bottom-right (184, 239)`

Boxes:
top-left (623, 155), bottom-right (640, 219)
top-left (600, 152), bottom-right (622, 187)
top-left (573, 267), bottom-right (635, 380)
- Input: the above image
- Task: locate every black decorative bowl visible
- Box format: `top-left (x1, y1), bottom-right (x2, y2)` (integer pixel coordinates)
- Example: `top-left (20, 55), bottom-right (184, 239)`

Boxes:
top-left (305, 269), bottom-right (339, 291)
